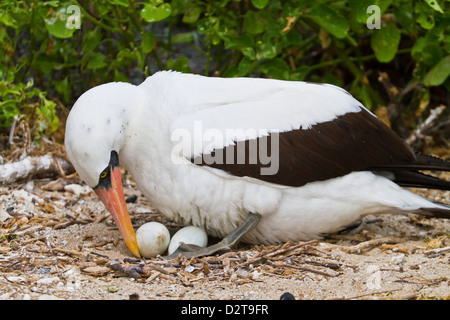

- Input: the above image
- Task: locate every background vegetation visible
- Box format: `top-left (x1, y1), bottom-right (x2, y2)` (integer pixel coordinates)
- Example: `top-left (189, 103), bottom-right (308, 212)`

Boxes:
top-left (0, 0), bottom-right (449, 151)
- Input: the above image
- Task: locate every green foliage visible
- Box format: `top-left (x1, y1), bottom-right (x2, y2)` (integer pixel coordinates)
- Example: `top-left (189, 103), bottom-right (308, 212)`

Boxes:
top-left (141, 0), bottom-right (172, 22)
top-left (0, 68), bottom-right (58, 140)
top-left (0, 0), bottom-right (449, 141)
top-left (371, 24), bottom-right (401, 63)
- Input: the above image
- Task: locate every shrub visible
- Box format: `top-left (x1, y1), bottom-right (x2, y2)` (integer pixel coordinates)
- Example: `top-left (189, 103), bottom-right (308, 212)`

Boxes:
top-left (0, 0), bottom-right (448, 143)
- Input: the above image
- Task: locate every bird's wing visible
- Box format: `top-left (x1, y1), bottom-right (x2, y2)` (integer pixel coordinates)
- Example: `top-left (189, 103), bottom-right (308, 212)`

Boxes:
top-left (169, 80), bottom-right (415, 187)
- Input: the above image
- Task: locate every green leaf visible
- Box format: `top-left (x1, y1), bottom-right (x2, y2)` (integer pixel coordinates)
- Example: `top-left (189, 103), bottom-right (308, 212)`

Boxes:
top-left (0, 10), bottom-right (18, 28)
top-left (114, 70), bottom-right (129, 82)
top-left (411, 37), bottom-right (428, 60)
top-left (0, 101), bottom-right (20, 128)
top-left (420, 43), bottom-right (444, 67)
top-left (54, 77), bottom-right (70, 103)
top-left (309, 3), bottom-right (349, 39)
top-left (244, 11), bottom-right (265, 35)
top-left (166, 56), bottom-right (191, 73)
top-left (170, 0), bottom-right (189, 15)
top-left (116, 48), bottom-right (137, 65)
top-left (415, 2), bottom-right (435, 29)
top-left (423, 0), bottom-right (443, 13)
top-left (172, 32), bottom-right (195, 44)
top-left (393, 7), bottom-right (414, 32)
top-left (255, 39), bottom-right (277, 60)
top-left (197, 17), bottom-right (219, 34)
top-left (36, 95), bottom-right (59, 135)
top-left (290, 66), bottom-right (311, 81)
top-left (241, 47), bottom-right (256, 60)
top-left (260, 58), bottom-right (289, 79)
top-left (225, 34), bottom-right (254, 49)
top-left (141, 32), bottom-right (155, 53)
top-left (444, 35), bottom-right (450, 54)
top-left (370, 24), bottom-right (401, 63)
top-left (348, 0), bottom-right (392, 24)
top-left (182, 6), bottom-right (202, 23)
top-left (82, 29), bottom-right (101, 52)
top-left (140, 1), bottom-right (172, 22)
top-left (86, 53), bottom-right (107, 69)
top-left (416, 11), bottom-right (435, 29)
top-left (33, 55), bottom-right (55, 74)
top-left (222, 66), bottom-right (239, 78)
top-left (424, 55), bottom-right (450, 86)
top-left (44, 6), bottom-right (79, 39)
top-left (110, 0), bottom-right (130, 7)
top-left (238, 58), bottom-right (255, 76)
top-left (251, 0), bottom-right (269, 9)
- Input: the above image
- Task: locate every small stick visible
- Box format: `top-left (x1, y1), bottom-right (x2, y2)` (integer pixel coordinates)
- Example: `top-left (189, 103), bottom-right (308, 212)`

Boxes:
top-left (54, 247), bottom-right (86, 257)
top-left (52, 155), bottom-right (67, 178)
top-left (90, 251), bottom-right (110, 259)
top-left (146, 271), bottom-right (161, 283)
top-left (8, 115), bottom-right (20, 146)
top-left (147, 264), bottom-right (178, 275)
top-left (53, 220), bottom-right (76, 230)
top-left (424, 246), bottom-right (450, 255)
top-left (332, 288), bottom-right (403, 300)
top-left (267, 261), bottom-right (337, 277)
top-left (406, 105), bottom-right (446, 145)
top-left (341, 237), bottom-right (403, 254)
top-left (265, 240), bottom-right (318, 258)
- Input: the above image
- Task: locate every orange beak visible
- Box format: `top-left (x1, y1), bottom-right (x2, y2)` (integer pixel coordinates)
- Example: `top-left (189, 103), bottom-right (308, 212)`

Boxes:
top-left (94, 167), bottom-right (140, 257)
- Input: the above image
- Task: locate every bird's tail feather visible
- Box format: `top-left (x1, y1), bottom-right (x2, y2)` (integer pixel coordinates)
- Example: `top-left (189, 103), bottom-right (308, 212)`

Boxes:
top-left (413, 152), bottom-right (450, 171)
top-left (393, 171), bottom-right (450, 191)
top-left (371, 153), bottom-right (450, 190)
top-left (419, 205), bottom-right (450, 219)
top-left (371, 153), bottom-right (450, 172)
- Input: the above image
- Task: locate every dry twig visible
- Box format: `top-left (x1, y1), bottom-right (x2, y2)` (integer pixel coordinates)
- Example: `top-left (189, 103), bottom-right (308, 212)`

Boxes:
top-left (0, 155), bottom-right (74, 184)
top-left (406, 105), bottom-right (446, 145)
top-left (340, 237), bottom-right (403, 254)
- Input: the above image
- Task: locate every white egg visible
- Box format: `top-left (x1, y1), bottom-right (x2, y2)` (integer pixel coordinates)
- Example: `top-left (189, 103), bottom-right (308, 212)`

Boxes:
top-left (168, 226), bottom-right (208, 255)
top-left (136, 222), bottom-right (170, 258)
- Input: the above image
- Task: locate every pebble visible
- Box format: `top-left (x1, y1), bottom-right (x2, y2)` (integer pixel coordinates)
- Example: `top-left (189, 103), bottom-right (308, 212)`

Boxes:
top-left (6, 276), bottom-right (27, 283)
top-left (0, 209), bottom-right (11, 222)
top-left (64, 184), bottom-right (92, 197)
top-left (12, 189), bottom-right (40, 202)
top-left (184, 265), bottom-right (195, 273)
top-left (391, 254), bottom-right (405, 265)
top-left (251, 268), bottom-right (263, 280)
top-left (36, 277), bottom-right (60, 285)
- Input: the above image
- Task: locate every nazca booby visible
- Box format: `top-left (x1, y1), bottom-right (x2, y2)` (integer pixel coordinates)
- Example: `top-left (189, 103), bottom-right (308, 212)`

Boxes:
top-left (65, 71), bottom-right (450, 258)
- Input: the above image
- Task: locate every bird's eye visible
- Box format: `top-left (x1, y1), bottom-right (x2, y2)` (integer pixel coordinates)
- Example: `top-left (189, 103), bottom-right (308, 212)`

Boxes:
top-left (100, 171), bottom-right (108, 179)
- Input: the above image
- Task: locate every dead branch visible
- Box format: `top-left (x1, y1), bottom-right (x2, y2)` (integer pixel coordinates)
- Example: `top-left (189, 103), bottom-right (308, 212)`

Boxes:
top-left (109, 260), bottom-right (146, 279)
top-left (423, 246), bottom-right (450, 255)
top-left (406, 105), bottom-right (446, 145)
top-left (0, 154), bottom-right (74, 184)
top-left (267, 261), bottom-right (338, 277)
top-left (341, 237), bottom-right (403, 254)
top-left (8, 115), bottom-right (21, 146)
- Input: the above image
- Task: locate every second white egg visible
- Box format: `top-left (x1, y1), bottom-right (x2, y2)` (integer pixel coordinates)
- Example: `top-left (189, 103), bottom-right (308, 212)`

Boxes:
top-left (168, 226), bottom-right (208, 255)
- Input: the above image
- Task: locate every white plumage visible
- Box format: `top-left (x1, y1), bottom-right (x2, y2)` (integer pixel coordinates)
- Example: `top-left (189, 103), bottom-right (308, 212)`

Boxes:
top-left (65, 71), bottom-right (449, 253)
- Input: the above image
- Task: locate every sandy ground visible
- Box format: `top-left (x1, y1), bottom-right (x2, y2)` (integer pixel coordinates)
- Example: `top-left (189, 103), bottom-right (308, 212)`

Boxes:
top-left (0, 172), bottom-right (449, 301)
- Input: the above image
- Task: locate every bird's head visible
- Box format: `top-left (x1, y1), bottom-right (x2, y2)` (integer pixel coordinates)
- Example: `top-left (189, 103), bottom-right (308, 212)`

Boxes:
top-left (65, 82), bottom-right (141, 257)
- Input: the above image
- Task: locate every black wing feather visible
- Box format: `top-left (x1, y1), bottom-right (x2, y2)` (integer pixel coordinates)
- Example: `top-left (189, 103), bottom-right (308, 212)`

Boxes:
top-left (192, 108), bottom-right (449, 189)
